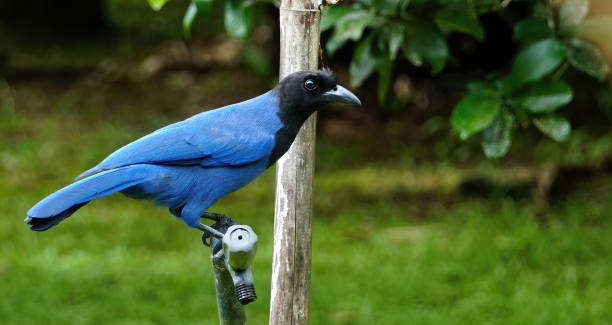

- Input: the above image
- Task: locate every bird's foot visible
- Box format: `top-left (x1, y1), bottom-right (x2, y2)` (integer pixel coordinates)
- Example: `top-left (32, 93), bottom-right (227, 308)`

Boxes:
top-left (199, 212), bottom-right (236, 247)
top-left (199, 223), bottom-right (224, 247)
top-left (201, 212), bottom-right (235, 231)
top-left (201, 231), bottom-right (211, 247)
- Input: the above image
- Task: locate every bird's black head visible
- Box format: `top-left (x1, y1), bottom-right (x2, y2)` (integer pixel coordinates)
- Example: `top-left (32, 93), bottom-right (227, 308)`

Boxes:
top-left (273, 69), bottom-right (361, 124)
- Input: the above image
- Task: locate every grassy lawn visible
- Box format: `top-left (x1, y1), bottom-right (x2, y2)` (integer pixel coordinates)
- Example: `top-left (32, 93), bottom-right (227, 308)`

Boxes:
top-left (2, 78), bottom-right (612, 325)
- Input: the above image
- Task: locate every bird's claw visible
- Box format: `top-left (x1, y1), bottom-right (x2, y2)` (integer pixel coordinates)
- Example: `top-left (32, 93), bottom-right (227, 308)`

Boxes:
top-left (201, 231), bottom-right (212, 247)
top-left (201, 212), bottom-right (235, 232)
top-left (199, 213), bottom-right (237, 247)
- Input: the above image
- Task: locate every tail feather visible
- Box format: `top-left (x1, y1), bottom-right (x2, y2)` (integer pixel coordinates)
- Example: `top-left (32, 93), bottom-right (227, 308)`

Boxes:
top-left (26, 202), bottom-right (89, 231)
top-left (26, 166), bottom-right (150, 231)
top-left (75, 166), bottom-right (103, 180)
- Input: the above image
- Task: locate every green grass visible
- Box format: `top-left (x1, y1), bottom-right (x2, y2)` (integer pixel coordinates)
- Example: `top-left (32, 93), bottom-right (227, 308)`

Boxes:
top-left (2, 79), bottom-right (612, 325)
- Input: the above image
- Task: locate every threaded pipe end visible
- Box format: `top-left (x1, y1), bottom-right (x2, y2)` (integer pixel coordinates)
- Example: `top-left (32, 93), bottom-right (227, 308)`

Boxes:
top-left (235, 283), bottom-right (257, 305)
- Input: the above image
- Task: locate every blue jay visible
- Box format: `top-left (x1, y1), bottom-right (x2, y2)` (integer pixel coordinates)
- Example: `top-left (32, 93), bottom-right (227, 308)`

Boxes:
top-left (26, 70), bottom-right (361, 234)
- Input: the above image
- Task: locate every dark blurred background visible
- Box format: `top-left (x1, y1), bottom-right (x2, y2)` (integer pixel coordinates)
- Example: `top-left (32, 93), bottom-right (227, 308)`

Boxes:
top-left (1, 0), bottom-right (612, 324)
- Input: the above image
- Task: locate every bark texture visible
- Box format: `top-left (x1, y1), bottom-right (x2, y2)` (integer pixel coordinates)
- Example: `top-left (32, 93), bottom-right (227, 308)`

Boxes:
top-left (270, 2), bottom-right (320, 325)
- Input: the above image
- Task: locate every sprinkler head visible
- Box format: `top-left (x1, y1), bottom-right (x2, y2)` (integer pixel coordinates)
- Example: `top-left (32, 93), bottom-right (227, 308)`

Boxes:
top-left (222, 225), bottom-right (258, 304)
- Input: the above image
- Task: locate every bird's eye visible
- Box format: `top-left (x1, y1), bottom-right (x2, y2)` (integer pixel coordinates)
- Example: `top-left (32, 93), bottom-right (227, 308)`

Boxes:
top-left (304, 79), bottom-right (318, 91)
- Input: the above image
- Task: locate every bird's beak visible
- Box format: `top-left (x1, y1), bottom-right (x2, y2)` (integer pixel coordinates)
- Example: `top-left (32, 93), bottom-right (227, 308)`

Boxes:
top-left (323, 85), bottom-right (362, 106)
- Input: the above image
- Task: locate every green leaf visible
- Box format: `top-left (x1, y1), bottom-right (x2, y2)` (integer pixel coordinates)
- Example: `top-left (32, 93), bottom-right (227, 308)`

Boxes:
top-left (350, 34), bottom-right (378, 88)
top-left (566, 38), bottom-right (609, 81)
top-left (183, 2), bottom-right (198, 39)
top-left (434, 9), bottom-right (484, 41)
top-left (505, 38), bottom-right (566, 92)
top-left (325, 33), bottom-right (348, 56)
top-left (377, 59), bottom-right (393, 104)
top-left (473, 0), bottom-right (502, 13)
top-left (513, 18), bottom-right (553, 43)
top-left (375, 23), bottom-right (403, 59)
top-left (533, 116), bottom-right (571, 142)
top-left (334, 10), bottom-right (376, 42)
top-left (183, 0), bottom-right (212, 37)
top-left (224, 0), bottom-right (253, 39)
top-left (402, 43), bottom-right (423, 67)
top-left (325, 9), bottom-right (375, 57)
top-left (147, 0), bottom-right (169, 11)
top-left (388, 26), bottom-right (404, 60)
top-left (194, 0), bottom-right (212, 16)
top-left (481, 111), bottom-right (514, 159)
top-left (411, 24), bottom-right (449, 74)
top-left (321, 6), bottom-right (353, 32)
top-left (451, 92), bottom-right (502, 140)
top-left (511, 79), bottom-right (573, 113)
top-left (242, 46), bottom-right (273, 79)
top-left (375, 0), bottom-right (406, 15)
top-left (466, 80), bottom-right (498, 95)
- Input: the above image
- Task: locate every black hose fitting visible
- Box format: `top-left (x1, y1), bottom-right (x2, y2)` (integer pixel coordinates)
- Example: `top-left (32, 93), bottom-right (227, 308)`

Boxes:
top-left (235, 283), bottom-right (257, 305)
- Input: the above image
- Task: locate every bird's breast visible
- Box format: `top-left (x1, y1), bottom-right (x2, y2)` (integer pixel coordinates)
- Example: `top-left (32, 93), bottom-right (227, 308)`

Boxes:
top-left (267, 122), bottom-right (302, 167)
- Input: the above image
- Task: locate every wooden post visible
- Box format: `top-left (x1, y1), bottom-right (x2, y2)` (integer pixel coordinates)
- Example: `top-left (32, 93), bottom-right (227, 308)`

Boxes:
top-left (269, 1), bottom-right (320, 324)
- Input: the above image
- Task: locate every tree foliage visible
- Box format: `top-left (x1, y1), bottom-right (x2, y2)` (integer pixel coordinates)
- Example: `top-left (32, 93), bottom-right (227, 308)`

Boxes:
top-left (322, 0), bottom-right (610, 158)
top-left (149, 0), bottom-right (611, 159)
top-left (148, 0), bottom-right (253, 40)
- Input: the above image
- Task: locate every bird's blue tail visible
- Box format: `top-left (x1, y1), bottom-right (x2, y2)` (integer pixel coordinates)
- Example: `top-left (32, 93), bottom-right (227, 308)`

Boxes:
top-left (26, 166), bottom-right (150, 231)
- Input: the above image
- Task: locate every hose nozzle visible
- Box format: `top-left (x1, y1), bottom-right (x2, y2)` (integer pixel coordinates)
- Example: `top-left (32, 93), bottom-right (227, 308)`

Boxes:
top-left (222, 225), bottom-right (258, 305)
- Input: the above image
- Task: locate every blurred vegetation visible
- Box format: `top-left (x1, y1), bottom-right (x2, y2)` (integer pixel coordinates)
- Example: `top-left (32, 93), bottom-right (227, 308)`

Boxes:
top-left (322, 0), bottom-right (612, 158)
top-left (145, 0), bottom-right (612, 158)
top-left (1, 0), bottom-right (612, 324)
top-left (142, 0), bottom-right (612, 158)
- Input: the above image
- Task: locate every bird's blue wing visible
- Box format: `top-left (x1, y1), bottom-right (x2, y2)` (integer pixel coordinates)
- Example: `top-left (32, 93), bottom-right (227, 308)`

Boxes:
top-left (77, 107), bottom-right (277, 179)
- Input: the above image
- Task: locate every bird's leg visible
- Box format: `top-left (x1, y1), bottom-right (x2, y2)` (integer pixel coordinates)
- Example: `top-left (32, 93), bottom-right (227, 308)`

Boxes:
top-left (200, 212), bottom-right (237, 246)
top-left (199, 223), bottom-right (224, 247)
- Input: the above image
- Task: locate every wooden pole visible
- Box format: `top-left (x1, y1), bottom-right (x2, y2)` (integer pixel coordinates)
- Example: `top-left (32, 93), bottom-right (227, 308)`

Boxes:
top-left (269, 1), bottom-right (320, 324)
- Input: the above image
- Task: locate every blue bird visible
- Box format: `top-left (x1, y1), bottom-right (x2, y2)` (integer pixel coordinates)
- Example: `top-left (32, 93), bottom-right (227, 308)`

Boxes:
top-left (26, 70), bottom-right (361, 233)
